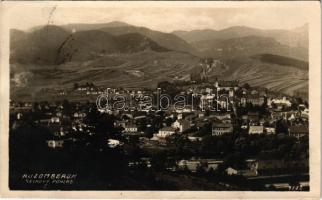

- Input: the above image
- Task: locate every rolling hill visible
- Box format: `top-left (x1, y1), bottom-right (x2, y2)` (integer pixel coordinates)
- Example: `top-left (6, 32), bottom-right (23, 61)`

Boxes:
top-left (191, 36), bottom-right (308, 60)
top-left (10, 29), bottom-right (27, 45)
top-left (251, 54), bottom-right (309, 70)
top-left (10, 51), bottom-right (201, 101)
top-left (11, 26), bottom-right (169, 64)
top-left (56, 31), bottom-right (169, 63)
top-left (62, 21), bottom-right (197, 55)
top-left (221, 56), bottom-right (308, 98)
top-left (10, 26), bottom-right (70, 64)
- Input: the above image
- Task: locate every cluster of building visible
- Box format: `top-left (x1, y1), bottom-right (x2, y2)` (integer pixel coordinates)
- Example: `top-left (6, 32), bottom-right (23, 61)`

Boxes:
top-left (10, 78), bottom-right (309, 149)
top-left (9, 79), bottom-right (309, 191)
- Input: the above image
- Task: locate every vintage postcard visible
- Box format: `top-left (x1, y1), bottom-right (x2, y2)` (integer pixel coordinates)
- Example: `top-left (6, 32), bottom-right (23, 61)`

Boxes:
top-left (0, 1), bottom-right (320, 199)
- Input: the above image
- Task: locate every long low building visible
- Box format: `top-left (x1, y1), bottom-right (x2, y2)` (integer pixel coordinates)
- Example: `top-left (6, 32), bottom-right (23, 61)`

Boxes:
top-left (212, 122), bottom-right (233, 136)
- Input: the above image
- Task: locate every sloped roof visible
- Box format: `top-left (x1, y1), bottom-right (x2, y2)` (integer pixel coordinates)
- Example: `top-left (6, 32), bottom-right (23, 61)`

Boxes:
top-left (212, 123), bottom-right (233, 128)
top-left (159, 126), bottom-right (176, 132)
top-left (289, 125), bottom-right (309, 134)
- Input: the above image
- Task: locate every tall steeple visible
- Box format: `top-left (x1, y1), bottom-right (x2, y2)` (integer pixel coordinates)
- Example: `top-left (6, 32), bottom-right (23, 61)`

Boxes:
top-left (214, 77), bottom-right (219, 88)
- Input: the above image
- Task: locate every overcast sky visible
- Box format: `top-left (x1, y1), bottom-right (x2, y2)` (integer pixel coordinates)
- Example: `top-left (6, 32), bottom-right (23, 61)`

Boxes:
top-left (6, 2), bottom-right (309, 32)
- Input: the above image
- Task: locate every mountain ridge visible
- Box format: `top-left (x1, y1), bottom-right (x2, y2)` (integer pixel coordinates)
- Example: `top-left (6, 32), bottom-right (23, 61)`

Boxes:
top-left (191, 35), bottom-right (308, 61)
top-left (11, 22), bottom-right (308, 64)
top-left (11, 26), bottom-right (171, 64)
top-left (10, 22), bottom-right (309, 100)
top-left (61, 22), bottom-right (197, 55)
top-left (172, 24), bottom-right (308, 49)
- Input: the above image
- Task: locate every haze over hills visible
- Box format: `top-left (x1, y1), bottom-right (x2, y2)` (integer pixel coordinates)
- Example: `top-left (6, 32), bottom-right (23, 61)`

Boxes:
top-left (172, 24), bottom-right (308, 49)
top-left (10, 21), bottom-right (309, 100)
top-left (61, 21), bottom-right (131, 32)
top-left (173, 24), bottom-right (308, 61)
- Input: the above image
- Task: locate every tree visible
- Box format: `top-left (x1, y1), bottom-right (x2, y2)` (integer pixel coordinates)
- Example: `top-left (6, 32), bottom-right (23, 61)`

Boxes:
top-left (150, 151), bottom-right (168, 171)
top-left (166, 134), bottom-right (192, 157)
top-left (304, 101), bottom-right (309, 108)
top-left (165, 117), bottom-right (174, 127)
top-left (62, 99), bottom-right (73, 116)
top-left (73, 83), bottom-right (79, 90)
top-left (234, 137), bottom-right (248, 153)
top-left (276, 119), bottom-right (288, 134)
top-left (196, 164), bottom-right (206, 175)
top-left (242, 83), bottom-right (251, 90)
top-left (198, 122), bottom-right (212, 136)
top-left (223, 153), bottom-right (247, 170)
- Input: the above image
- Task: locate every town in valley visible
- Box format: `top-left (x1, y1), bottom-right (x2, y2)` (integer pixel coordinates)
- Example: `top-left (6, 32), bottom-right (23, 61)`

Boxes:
top-left (9, 15), bottom-right (309, 191)
top-left (10, 67), bottom-right (309, 191)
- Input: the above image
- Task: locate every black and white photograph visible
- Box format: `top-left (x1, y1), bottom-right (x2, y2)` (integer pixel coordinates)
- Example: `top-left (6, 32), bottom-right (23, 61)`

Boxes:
top-left (0, 1), bottom-right (321, 197)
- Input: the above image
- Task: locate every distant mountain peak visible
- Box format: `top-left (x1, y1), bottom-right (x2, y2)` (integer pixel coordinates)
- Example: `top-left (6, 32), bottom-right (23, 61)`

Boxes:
top-left (61, 21), bottom-right (131, 33)
top-left (28, 24), bottom-right (67, 33)
top-left (292, 23), bottom-right (308, 32)
top-left (106, 21), bottom-right (131, 27)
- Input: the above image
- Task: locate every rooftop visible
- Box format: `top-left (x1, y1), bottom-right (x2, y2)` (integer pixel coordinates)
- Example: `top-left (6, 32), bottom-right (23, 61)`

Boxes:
top-left (289, 125), bottom-right (309, 134)
top-left (159, 126), bottom-right (176, 132)
top-left (212, 123), bottom-right (233, 128)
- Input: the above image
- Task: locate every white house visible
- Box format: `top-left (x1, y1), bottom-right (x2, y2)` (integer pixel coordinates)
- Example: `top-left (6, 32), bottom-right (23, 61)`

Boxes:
top-left (212, 123), bottom-right (233, 136)
top-left (187, 136), bottom-right (203, 142)
top-left (107, 139), bottom-right (123, 148)
top-left (74, 112), bottom-right (86, 118)
top-left (268, 97), bottom-right (292, 108)
top-left (172, 119), bottom-right (191, 133)
top-left (265, 127), bottom-right (276, 134)
top-left (124, 124), bottom-right (138, 133)
top-left (249, 125), bottom-right (264, 134)
top-left (226, 167), bottom-right (238, 175)
top-left (50, 116), bottom-right (60, 123)
top-left (301, 108), bottom-right (309, 119)
top-left (47, 140), bottom-right (64, 148)
top-left (177, 160), bottom-right (201, 172)
top-left (157, 127), bottom-right (176, 138)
